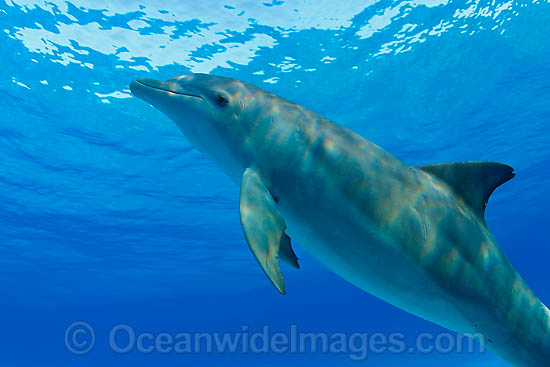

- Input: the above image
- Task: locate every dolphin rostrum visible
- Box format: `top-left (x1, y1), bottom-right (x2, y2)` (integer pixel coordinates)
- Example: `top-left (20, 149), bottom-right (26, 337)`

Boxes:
top-left (130, 73), bottom-right (549, 366)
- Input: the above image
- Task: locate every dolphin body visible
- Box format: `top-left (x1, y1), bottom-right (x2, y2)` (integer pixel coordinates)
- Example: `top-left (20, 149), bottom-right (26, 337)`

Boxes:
top-left (130, 73), bottom-right (549, 366)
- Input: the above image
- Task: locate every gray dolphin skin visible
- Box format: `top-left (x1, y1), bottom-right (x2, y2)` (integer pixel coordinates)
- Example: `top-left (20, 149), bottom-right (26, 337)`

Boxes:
top-left (130, 73), bottom-right (549, 366)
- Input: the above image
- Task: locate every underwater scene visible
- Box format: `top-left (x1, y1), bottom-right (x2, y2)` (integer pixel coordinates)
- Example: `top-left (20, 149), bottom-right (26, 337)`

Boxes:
top-left (1, 0), bottom-right (549, 366)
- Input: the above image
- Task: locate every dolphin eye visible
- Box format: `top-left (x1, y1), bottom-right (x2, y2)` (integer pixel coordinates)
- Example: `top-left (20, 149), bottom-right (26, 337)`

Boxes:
top-left (217, 95), bottom-right (229, 106)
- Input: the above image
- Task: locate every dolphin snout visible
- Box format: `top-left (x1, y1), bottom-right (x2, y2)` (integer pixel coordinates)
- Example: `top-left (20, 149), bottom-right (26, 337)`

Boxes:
top-left (130, 77), bottom-right (203, 103)
top-left (130, 78), bottom-right (169, 96)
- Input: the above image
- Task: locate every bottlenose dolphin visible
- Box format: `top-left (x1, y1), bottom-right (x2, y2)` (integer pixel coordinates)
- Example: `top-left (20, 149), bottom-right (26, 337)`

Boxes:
top-left (130, 73), bottom-right (549, 366)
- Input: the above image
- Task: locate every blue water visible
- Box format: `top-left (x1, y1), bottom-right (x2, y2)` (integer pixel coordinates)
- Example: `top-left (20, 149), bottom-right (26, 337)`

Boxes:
top-left (1, 0), bottom-right (549, 366)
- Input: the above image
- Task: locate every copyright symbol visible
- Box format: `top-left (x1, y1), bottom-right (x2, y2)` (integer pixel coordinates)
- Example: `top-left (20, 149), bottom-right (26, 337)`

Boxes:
top-left (65, 321), bottom-right (95, 355)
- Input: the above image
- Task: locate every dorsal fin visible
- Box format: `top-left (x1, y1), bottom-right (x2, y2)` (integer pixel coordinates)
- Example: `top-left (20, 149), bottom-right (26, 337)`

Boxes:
top-left (418, 161), bottom-right (515, 220)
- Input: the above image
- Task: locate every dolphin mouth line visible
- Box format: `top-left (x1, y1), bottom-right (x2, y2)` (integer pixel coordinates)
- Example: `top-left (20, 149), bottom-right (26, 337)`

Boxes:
top-left (136, 80), bottom-right (203, 100)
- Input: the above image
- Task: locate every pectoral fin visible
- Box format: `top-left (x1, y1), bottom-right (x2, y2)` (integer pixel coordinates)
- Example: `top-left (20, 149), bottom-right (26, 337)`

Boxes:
top-left (239, 167), bottom-right (296, 294)
top-left (279, 233), bottom-right (300, 269)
